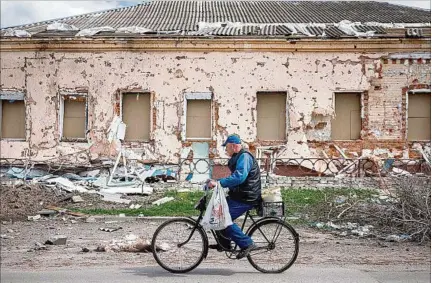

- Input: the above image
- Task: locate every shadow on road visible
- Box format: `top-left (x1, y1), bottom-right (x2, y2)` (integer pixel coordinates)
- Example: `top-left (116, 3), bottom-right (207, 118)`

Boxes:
top-left (123, 266), bottom-right (254, 278)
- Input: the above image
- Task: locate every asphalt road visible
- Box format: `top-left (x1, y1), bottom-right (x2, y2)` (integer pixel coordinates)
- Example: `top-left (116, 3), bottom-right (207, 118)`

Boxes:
top-left (1, 264), bottom-right (430, 283)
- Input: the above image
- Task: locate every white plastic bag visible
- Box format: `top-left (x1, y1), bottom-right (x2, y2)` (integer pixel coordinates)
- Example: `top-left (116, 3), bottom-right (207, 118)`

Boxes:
top-left (200, 183), bottom-right (232, 231)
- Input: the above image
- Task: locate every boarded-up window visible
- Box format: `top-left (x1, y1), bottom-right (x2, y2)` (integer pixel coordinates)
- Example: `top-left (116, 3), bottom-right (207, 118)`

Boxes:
top-left (186, 100), bottom-right (211, 139)
top-left (122, 93), bottom-right (151, 141)
top-left (408, 92), bottom-right (431, 141)
top-left (257, 92), bottom-right (286, 140)
top-left (62, 96), bottom-right (87, 139)
top-left (332, 93), bottom-right (361, 140)
top-left (1, 100), bottom-right (25, 139)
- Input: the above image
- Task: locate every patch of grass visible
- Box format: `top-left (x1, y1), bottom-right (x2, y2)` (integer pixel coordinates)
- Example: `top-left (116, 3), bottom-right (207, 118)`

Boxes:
top-left (73, 187), bottom-right (376, 220)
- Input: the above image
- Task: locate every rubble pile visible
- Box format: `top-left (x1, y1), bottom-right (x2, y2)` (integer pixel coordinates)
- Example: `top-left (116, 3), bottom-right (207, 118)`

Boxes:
top-left (0, 162), bottom-right (181, 221)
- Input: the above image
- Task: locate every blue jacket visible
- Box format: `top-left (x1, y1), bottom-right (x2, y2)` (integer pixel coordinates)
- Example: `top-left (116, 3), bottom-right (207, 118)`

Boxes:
top-left (218, 152), bottom-right (253, 188)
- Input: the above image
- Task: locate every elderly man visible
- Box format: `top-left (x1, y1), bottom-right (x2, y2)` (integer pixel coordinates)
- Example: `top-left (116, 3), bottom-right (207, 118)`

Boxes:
top-left (207, 134), bottom-right (262, 259)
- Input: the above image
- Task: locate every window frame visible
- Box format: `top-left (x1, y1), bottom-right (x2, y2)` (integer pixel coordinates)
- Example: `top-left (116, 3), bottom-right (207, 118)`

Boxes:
top-left (59, 92), bottom-right (88, 142)
top-left (256, 91), bottom-right (288, 142)
top-left (0, 90), bottom-right (26, 141)
top-left (183, 92), bottom-right (213, 141)
top-left (120, 90), bottom-right (153, 143)
top-left (406, 89), bottom-right (431, 142)
top-left (331, 91), bottom-right (364, 141)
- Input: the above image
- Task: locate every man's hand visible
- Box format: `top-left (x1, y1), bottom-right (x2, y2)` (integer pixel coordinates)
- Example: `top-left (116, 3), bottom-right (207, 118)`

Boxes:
top-left (206, 179), bottom-right (217, 189)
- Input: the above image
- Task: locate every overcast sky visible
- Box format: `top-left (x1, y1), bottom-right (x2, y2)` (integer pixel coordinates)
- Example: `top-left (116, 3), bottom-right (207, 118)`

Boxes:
top-left (1, 0), bottom-right (430, 28)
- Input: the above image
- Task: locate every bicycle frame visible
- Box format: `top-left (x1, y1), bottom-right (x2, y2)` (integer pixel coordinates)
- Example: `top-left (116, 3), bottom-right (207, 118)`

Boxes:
top-left (179, 191), bottom-right (289, 255)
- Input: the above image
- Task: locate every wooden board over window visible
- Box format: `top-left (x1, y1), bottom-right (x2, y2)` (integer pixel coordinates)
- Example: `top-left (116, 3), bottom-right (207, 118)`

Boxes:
top-left (186, 99), bottom-right (211, 139)
top-left (257, 92), bottom-right (286, 140)
top-left (331, 93), bottom-right (361, 140)
top-left (408, 92), bottom-right (431, 141)
top-left (63, 98), bottom-right (86, 139)
top-left (1, 100), bottom-right (25, 139)
top-left (122, 93), bottom-right (150, 141)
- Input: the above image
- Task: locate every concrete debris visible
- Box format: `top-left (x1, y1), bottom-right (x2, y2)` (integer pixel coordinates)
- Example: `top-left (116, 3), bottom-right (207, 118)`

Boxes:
top-left (27, 215), bottom-right (41, 221)
top-left (34, 242), bottom-right (47, 251)
top-left (98, 192), bottom-right (131, 204)
top-left (82, 247), bottom-right (90, 252)
top-left (99, 227), bottom-right (122, 232)
top-left (312, 221), bottom-right (375, 237)
top-left (45, 235), bottom-right (67, 245)
top-left (152, 197), bottom-right (175, 206)
top-left (385, 234), bottom-right (411, 242)
top-left (43, 177), bottom-right (88, 193)
top-left (129, 204), bottom-right (142, 209)
top-left (86, 217), bottom-right (97, 223)
top-left (1, 234), bottom-right (12, 239)
top-left (412, 143), bottom-right (431, 165)
top-left (119, 213), bottom-right (126, 217)
top-left (72, 196), bottom-right (85, 203)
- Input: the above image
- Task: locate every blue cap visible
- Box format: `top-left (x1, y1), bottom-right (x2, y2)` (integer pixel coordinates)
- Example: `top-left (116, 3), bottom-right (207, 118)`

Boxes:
top-left (222, 134), bottom-right (241, 146)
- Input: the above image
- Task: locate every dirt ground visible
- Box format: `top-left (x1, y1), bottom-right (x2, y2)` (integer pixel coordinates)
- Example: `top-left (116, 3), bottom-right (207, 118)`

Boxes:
top-left (1, 217), bottom-right (430, 270)
top-left (0, 183), bottom-right (165, 221)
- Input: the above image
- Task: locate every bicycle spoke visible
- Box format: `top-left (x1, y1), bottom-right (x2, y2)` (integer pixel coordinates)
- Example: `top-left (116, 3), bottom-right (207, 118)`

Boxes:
top-left (247, 220), bottom-right (299, 273)
top-left (152, 219), bottom-right (206, 273)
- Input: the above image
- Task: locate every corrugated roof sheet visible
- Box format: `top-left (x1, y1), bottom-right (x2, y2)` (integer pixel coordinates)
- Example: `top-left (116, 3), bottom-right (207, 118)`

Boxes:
top-left (1, 0), bottom-right (430, 38)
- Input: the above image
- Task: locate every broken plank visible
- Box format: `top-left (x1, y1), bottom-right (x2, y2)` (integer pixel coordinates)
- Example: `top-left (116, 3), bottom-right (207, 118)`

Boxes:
top-left (45, 205), bottom-right (88, 217)
top-left (333, 144), bottom-right (349, 159)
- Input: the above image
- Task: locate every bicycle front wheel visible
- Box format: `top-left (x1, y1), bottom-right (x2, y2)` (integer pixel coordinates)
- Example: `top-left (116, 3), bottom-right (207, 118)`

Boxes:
top-left (247, 219), bottom-right (299, 273)
top-left (151, 218), bottom-right (208, 273)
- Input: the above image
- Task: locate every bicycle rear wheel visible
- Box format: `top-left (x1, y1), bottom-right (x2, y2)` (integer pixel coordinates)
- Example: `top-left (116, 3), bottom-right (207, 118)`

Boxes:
top-left (247, 219), bottom-right (299, 273)
top-left (151, 218), bottom-right (208, 273)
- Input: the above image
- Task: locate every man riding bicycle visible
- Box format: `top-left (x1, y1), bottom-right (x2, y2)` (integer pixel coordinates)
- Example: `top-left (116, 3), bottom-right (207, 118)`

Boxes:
top-left (207, 134), bottom-right (262, 259)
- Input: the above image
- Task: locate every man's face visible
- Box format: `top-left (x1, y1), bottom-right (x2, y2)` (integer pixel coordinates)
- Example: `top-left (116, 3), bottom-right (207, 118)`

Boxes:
top-left (225, 143), bottom-right (235, 157)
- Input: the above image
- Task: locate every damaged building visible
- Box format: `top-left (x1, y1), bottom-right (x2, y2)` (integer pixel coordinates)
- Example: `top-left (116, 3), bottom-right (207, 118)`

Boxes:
top-left (0, 0), bottom-right (430, 186)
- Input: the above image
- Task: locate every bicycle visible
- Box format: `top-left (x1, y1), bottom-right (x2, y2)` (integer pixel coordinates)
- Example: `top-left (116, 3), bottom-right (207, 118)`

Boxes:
top-left (151, 185), bottom-right (300, 273)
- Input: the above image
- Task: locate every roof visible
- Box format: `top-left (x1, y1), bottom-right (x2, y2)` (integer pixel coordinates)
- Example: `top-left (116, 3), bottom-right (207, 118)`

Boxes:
top-left (1, 0), bottom-right (430, 39)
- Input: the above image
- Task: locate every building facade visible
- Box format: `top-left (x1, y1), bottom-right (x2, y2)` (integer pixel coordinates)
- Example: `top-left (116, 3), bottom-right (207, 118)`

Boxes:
top-left (0, 1), bottom-right (430, 170)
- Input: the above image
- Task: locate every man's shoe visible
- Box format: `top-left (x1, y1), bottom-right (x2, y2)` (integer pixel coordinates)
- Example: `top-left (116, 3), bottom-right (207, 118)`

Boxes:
top-left (209, 244), bottom-right (230, 252)
top-left (236, 243), bottom-right (257, 259)
top-left (209, 244), bottom-right (223, 251)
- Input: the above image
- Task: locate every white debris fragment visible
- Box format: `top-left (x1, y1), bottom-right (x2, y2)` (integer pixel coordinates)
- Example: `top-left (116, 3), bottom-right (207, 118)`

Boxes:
top-left (45, 177), bottom-right (88, 193)
top-left (86, 216), bottom-right (97, 223)
top-left (99, 192), bottom-right (131, 204)
top-left (152, 197), bottom-right (175, 206)
top-left (46, 22), bottom-right (78, 31)
top-left (72, 195), bottom-right (84, 203)
top-left (99, 186), bottom-right (152, 195)
top-left (47, 235), bottom-right (67, 245)
top-left (78, 169), bottom-right (100, 177)
top-left (129, 204), bottom-right (142, 209)
top-left (391, 167), bottom-right (412, 176)
top-left (27, 215), bottom-right (41, 221)
top-left (335, 20), bottom-right (375, 37)
top-left (116, 26), bottom-right (153, 34)
top-left (75, 26), bottom-right (115, 37)
top-left (3, 29), bottom-right (31, 37)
